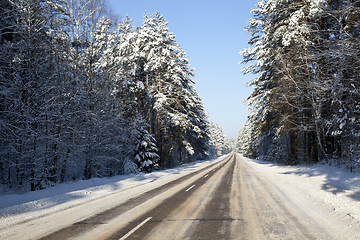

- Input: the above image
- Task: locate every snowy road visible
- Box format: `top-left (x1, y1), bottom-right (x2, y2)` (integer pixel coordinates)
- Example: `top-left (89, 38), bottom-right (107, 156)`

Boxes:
top-left (1, 154), bottom-right (360, 239)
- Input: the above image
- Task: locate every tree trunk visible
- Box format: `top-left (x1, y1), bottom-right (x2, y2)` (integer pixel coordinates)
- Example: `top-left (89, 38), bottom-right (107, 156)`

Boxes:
top-left (289, 131), bottom-right (298, 164)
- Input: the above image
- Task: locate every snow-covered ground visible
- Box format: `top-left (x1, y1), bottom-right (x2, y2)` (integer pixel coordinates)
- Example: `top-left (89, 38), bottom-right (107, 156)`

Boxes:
top-left (242, 156), bottom-right (360, 238)
top-left (0, 156), bottom-right (226, 228)
top-left (1, 154), bottom-right (359, 238)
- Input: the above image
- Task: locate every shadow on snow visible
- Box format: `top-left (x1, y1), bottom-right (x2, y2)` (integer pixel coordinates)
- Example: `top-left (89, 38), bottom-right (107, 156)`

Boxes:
top-left (249, 158), bottom-right (360, 203)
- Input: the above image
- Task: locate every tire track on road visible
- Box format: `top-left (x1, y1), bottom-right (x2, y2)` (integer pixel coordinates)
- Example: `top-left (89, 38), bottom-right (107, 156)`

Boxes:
top-left (39, 156), bottom-right (231, 240)
top-left (190, 154), bottom-right (237, 239)
top-left (104, 155), bottom-right (235, 240)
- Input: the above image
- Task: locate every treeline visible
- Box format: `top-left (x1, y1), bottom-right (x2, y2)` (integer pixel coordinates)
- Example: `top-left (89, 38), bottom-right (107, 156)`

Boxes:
top-left (0, 0), bottom-right (225, 192)
top-left (236, 0), bottom-right (360, 171)
top-left (209, 122), bottom-right (233, 156)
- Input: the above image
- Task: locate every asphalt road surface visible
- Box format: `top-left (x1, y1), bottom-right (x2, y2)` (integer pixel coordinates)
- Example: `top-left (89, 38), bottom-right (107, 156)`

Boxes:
top-left (3, 154), bottom-right (335, 239)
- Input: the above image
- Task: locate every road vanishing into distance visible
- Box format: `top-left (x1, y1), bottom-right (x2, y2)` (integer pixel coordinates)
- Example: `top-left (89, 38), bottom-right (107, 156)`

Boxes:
top-left (2, 154), bottom-right (338, 239)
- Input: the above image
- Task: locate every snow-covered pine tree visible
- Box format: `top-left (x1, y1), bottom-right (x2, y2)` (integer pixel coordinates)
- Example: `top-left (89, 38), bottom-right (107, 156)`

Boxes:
top-left (209, 122), bottom-right (232, 157)
top-left (319, 0), bottom-right (360, 169)
top-left (132, 122), bottom-right (160, 173)
top-left (184, 89), bottom-right (212, 162)
top-left (241, 0), bottom-right (360, 169)
top-left (137, 11), bottom-right (174, 166)
top-left (236, 114), bottom-right (258, 158)
top-left (137, 11), bottom-right (212, 167)
top-left (240, 0), bottom-right (284, 162)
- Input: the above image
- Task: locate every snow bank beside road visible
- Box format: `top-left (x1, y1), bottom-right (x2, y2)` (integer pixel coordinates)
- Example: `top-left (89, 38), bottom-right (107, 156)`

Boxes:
top-left (0, 156), bottom-right (226, 226)
top-left (242, 155), bottom-right (360, 238)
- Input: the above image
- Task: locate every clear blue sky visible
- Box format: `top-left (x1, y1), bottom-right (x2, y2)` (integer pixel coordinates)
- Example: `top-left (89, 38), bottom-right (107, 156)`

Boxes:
top-left (107, 0), bottom-right (258, 139)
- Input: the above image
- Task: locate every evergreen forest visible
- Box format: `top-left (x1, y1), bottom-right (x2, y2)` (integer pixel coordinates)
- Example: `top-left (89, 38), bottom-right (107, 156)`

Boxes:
top-left (0, 0), bottom-right (231, 192)
top-left (236, 0), bottom-right (360, 172)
